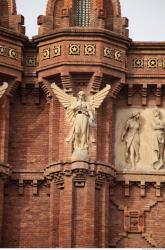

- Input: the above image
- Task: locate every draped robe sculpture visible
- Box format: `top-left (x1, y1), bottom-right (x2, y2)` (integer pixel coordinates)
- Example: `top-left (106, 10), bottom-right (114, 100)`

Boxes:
top-left (0, 82), bottom-right (8, 98)
top-left (152, 108), bottom-right (165, 170)
top-left (121, 111), bottom-right (141, 169)
top-left (51, 83), bottom-right (111, 161)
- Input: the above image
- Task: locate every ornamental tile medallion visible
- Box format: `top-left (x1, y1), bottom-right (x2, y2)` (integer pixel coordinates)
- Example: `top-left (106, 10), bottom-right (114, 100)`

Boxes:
top-left (162, 59), bottom-right (165, 68)
top-left (8, 48), bottom-right (17, 60)
top-left (69, 44), bottom-right (80, 55)
top-left (133, 58), bottom-right (144, 68)
top-left (0, 45), bottom-right (6, 56)
top-left (25, 56), bottom-right (36, 66)
top-left (84, 44), bottom-right (96, 55)
top-left (114, 50), bottom-right (122, 61)
top-left (41, 48), bottom-right (50, 60)
top-left (103, 47), bottom-right (113, 58)
top-left (54, 45), bottom-right (61, 57)
top-left (147, 58), bottom-right (158, 68)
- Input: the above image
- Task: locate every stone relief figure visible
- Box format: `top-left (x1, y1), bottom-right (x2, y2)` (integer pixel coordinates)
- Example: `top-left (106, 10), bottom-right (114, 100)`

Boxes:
top-left (0, 82), bottom-right (8, 98)
top-left (51, 83), bottom-right (111, 161)
top-left (152, 108), bottom-right (165, 170)
top-left (121, 111), bottom-right (141, 169)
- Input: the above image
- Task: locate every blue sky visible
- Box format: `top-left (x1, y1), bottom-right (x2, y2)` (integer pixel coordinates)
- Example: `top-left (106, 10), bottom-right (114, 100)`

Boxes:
top-left (16, 0), bottom-right (165, 41)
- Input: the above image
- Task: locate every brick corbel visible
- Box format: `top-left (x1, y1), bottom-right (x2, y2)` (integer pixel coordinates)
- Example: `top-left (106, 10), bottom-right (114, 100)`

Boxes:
top-left (44, 161), bottom-right (116, 189)
top-left (141, 84), bottom-right (147, 106)
top-left (109, 80), bottom-right (124, 99)
top-left (155, 84), bottom-right (162, 106)
top-left (39, 79), bottom-right (53, 101)
top-left (127, 84), bottom-right (134, 105)
top-left (6, 79), bottom-right (20, 98)
top-left (60, 73), bottom-right (73, 94)
top-left (89, 72), bottom-right (103, 94)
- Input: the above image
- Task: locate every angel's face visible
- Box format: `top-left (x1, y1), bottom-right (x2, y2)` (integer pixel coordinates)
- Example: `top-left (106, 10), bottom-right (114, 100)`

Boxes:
top-left (78, 91), bottom-right (86, 101)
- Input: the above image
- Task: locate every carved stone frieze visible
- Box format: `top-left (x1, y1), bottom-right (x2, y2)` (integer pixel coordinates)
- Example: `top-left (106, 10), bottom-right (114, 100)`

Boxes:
top-left (121, 111), bottom-right (141, 169)
top-left (115, 108), bottom-right (165, 171)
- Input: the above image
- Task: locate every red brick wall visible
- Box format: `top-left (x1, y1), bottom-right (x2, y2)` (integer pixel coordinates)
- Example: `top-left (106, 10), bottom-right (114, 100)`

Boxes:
top-left (8, 90), bottom-right (49, 170)
top-left (2, 182), bottom-right (50, 248)
top-left (109, 183), bottom-right (165, 248)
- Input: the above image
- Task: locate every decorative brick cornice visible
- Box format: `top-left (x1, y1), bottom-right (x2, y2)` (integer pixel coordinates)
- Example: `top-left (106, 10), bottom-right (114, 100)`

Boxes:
top-left (44, 161), bottom-right (116, 189)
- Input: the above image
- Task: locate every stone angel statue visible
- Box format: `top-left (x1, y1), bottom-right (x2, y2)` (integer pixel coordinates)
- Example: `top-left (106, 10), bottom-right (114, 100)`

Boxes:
top-left (0, 82), bottom-right (8, 98)
top-left (51, 83), bottom-right (111, 161)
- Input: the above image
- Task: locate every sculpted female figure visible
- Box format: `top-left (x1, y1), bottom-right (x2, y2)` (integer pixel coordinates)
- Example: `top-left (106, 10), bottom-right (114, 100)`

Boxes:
top-left (152, 108), bottom-right (165, 170)
top-left (51, 83), bottom-right (111, 161)
top-left (121, 111), bottom-right (141, 169)
top-left (66, 90), bottom-right (95, 150)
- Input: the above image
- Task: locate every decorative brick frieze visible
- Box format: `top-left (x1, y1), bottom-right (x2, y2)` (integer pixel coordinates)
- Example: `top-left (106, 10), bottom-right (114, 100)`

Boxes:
top-left (124, 209), bottom-right (144, 233)
top-left (44, 161), bottom-right (116, 189)
top-left (103, 47), bottom-right (124, 62)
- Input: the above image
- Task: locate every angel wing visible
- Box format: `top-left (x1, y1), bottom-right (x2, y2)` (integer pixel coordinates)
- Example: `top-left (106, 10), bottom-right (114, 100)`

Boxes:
top-left (89, 84), bottom-right (111, 111)
top-left (51, 83), bottom-right (76, 127)
top-left (0, 82), bottom-right (8, 98)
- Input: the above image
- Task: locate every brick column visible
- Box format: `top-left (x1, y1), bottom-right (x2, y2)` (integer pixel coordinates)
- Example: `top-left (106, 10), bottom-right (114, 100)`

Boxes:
top-left (83, 176), bottom-right (96, 247)
top-left (49, 180), bottom-right (60, 247)
top-left (0, 164), bottom-right (11, 246)
top-left (59, 176), bottom-right (74, 247)
top-left (0, 96), bottom-right (10, 163)
top-left (99, 181), bottom-right (110, 247)
top-left (45, 161), bottom-right (116, 248)
top-left (0, 178), bottom-right (4, 245)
